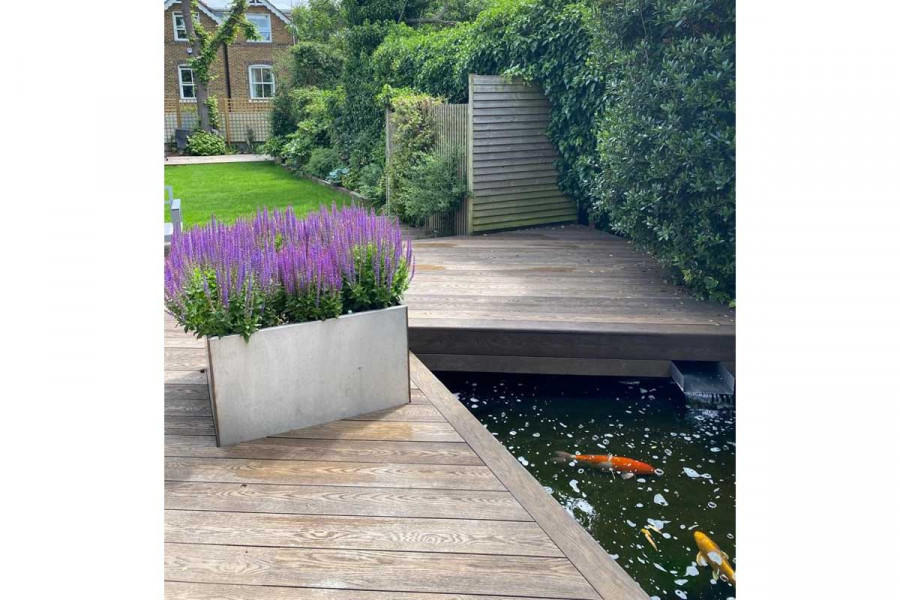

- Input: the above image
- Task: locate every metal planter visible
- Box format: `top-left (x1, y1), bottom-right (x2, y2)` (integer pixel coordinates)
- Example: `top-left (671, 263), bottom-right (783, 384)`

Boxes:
top-left (206, 305), bottom-right (409, 446)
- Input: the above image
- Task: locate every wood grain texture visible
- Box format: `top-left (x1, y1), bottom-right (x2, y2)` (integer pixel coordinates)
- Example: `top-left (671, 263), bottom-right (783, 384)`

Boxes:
top-left (165, 435), bottom-right (482, 466)
top-left (410, 354), bottom-right (649, 600)
top-left (165, 581), bottom-right (552, 600)
top-left (165, 481), bottom-right (531, 521)
top-left (344, 404), bottom-right (445, 422)
top-left (272, 420), bottom-right (464, 443)
top-left (166, 416), bottom-right (216, 436)
top-left (165, 457), bottom-right (504, 491)
top-left (164, 544), bottom-right (600, 599)
top-left (166, 510), bottom-right (562, 557)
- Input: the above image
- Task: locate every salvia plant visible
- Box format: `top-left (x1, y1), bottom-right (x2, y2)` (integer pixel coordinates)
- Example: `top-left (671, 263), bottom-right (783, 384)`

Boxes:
top-left (165, 205), bottom-right (414, 340)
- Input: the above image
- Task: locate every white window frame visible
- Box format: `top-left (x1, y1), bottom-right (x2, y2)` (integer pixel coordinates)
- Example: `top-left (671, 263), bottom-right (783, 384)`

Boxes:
top-left (248, 65), bottom-right (275, 100)
top-left (172, 11), bottom-right (200, 41)
top-left (178, 65), bottom-right (197, 102)
top-left (246, 13), bottom-right (272, 43)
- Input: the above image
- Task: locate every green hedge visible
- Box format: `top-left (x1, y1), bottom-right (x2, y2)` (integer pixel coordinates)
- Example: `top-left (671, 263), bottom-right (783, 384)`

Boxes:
top-left (365, 0), bottom-right (735, 302)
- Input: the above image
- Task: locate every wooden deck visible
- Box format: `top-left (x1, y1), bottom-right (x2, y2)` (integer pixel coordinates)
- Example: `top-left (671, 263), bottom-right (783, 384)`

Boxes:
top-left (164, 316), bottom-right (649, 600)
top-left (406, 225), bottom-right (736, 376)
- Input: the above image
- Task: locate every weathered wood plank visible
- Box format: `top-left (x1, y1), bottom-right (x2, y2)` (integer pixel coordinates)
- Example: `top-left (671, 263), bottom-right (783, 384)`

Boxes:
top-left (165, 457), bottom-right (505, 491)
top-left (165, 581), bottom-right (549, 600)
top-left (344, 404), bottom-right (445, 422)
top-left (165, 370), bottom-right (207, 385)
top-left (164, 544), bottom-right (601, 599)
top-left (165, 383), bottom-right (210, 401)
top-left (165, 435), bottom-right (482, 466)
top-left (474, 208), bottom-right (577, 227)
top-left (416, 354), bottom-right (673, 377)
top-left (165, 481), bottom-right (531, 521)
top-left (273, 420), bottom-right (464, 443)
top-left (165, 348), bottom-right (208, 371)
top-left (166, 397), bottom-right (213, 417)
top-left (166, 416), bottom-right (216, 436)
top-left (166, 510), bottom-right (562, 557)
top-left (410, 354), bottom-right (649, 600)
top-left (474, 183), bottom-right (561, 197)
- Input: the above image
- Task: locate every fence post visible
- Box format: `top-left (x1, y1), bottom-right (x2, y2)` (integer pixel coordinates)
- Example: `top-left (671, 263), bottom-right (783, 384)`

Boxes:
top-left (465, 74), bottom-right (474, 236)
top-left (175, 100), bottom-right (182, 129)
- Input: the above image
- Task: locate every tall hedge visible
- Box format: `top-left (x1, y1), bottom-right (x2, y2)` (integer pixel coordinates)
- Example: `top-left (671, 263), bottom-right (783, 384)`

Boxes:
top-left (366, 0), bottom-right (735, 302)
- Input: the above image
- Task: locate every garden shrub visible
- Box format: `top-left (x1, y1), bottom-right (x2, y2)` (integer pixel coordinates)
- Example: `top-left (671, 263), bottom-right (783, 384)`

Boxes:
top-left (394, 149), bottom-right (467, 226)
top-left (164, 205), bottom-right (414, 340)
top-left (186, 131), bottom-right (227, 156)
top-left (288, 41), bottom-right (344, 88)
top-left (305, 147), bottom-right (343, 179)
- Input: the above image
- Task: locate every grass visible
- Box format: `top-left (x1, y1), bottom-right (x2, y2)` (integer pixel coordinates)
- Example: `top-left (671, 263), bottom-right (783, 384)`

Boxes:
top-left (164, 161), bottom-right (349, 228)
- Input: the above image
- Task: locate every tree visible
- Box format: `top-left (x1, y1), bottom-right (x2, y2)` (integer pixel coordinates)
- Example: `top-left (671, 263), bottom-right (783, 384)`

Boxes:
top-left (180, 0), bottom-right (260, 132)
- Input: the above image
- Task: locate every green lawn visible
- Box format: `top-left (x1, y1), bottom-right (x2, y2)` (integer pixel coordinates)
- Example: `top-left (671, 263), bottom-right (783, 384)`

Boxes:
top-left (164, 161), bottom-right (349, 228)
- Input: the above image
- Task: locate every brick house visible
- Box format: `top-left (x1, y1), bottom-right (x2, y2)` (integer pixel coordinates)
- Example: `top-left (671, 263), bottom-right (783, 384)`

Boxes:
top-left (163, 0), bottom-right (294, 143)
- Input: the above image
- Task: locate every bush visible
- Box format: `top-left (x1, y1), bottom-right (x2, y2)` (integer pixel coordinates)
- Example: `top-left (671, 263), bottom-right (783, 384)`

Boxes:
top-left (305, 147), bottom-right (343, 179)
top-left (393, 150), bottom-right (466, 226)
top-left (164, 206), bottom-right (414, 340)
top-left (288, 41), bottom-right (344, 88)
top-left (186, 131), bottom-right (227, 156)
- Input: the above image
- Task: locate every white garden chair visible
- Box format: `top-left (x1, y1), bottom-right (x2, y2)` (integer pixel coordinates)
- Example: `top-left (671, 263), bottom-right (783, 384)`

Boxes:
top-left (164, 185), bottom-right (182, 245)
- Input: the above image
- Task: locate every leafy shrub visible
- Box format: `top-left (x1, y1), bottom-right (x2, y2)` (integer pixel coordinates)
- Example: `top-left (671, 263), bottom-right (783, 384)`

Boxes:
top-left (164, 206), bottom-right (414, 340)
top-left (186, 131), bottom-right (227, 156)
top-left (306, 147), bottom-right (343, 179)
top-left (393, 149), bottom-right (466, 226)
top-left (288, 41), bottom-right (344, 88)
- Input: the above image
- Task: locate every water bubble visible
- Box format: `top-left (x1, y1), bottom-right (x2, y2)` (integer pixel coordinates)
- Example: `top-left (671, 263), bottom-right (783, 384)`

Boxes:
top-left (654, 494), bottom-right (668, 506)
top-left (708, 501), bottom-right (717, 508)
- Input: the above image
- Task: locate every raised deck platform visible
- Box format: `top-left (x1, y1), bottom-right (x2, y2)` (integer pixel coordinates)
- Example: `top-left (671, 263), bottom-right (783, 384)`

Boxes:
top-left (407, 225), bottom-right (735, 377)
top-left (164, 317), bottom-right (648, 600)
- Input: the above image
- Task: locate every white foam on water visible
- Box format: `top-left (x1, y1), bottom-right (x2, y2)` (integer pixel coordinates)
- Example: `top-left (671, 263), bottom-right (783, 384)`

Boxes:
top-left (675, 590), bottom-right (687, 599)
top-left (685, 564), bottom-right (700, 576)
top-left (517, 456), bottom-right (529, 467)
top-left (569, 479), bottom-right (581, 494)
top-left (683, 467), bottom-right (701, 478)
top-left (654, 493), bottom-right (668, 506)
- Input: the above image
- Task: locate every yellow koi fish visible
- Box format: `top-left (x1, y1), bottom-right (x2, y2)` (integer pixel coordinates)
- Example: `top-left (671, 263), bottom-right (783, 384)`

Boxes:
top-left (693, 530), bottom-right (735, 586)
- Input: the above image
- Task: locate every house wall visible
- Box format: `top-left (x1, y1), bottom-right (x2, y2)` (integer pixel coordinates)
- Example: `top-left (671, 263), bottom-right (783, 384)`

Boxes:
top-left (224, 6), bottom-right (293, 102)
top-left (163, 4), bottom-right (227, 108)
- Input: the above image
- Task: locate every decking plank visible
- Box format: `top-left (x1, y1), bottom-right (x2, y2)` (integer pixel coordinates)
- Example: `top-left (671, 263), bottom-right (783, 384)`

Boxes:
top-left (165, 581), bottom-right (549, 600)
top-left (165, 482), bottom-right (531, 521)
top-left (164, 544), bottom-right (601, 599)
top-left (272, 420), bottom-right (464, 443)
top-left (165, 435), bottom-right (482, 466)
top-left (165, 457), bottom-right (504, 491)
top-left (165, 510), bottom-right (562, 557)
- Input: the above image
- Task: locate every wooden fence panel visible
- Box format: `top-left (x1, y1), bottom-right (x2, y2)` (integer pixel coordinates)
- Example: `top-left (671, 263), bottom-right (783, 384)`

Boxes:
top-left (468, 75), bottom-right (577, 233)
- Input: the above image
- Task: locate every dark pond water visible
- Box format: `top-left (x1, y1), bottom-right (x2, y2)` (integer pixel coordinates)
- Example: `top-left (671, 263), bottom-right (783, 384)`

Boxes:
top-left (436, 371), bottom-right (736, 600)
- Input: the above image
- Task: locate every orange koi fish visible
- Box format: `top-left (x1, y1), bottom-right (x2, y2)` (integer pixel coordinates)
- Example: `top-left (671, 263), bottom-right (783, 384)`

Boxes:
top-left (553, 451), bottom-right (658, 475)
top-left (693, 530), bottom-right (736, 586)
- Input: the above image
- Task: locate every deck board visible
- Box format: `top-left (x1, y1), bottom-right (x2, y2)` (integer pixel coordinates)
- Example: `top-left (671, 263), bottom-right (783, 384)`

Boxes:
top-left (407, 225), bottom-right (735, 375)
top-left (164, 318), bottom-right (648, 599)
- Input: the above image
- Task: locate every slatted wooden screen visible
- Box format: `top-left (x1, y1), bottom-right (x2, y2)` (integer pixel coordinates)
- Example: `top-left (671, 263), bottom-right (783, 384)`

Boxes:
top-left (386, 103), bottom-right (469, 236)
top-left (467, 74), bottom-right (577, 233)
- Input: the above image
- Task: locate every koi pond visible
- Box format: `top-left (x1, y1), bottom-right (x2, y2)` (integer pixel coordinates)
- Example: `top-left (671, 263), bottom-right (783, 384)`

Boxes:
top-left (436, 371), bottom-right (736, 600)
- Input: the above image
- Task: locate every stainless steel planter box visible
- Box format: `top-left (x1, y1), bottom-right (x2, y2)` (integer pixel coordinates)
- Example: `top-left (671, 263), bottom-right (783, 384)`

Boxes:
top-left (206, 305), bottom-right (409, 446)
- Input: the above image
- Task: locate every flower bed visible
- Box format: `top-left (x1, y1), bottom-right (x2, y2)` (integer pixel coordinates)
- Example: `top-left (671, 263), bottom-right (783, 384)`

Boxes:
top-left (165, 204), bottom-right (414, 340)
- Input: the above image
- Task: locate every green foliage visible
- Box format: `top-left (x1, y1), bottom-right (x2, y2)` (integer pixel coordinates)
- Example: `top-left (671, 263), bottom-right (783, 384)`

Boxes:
top-left (342, 245), bottom-right (412, 313)
top-left (290, 0), bottom-right (346, 44)
top-left (343, 0), bottom-right (430, 26)
top-left (287, 41), bottom-right (344, 88)
top-left (204, 96), bottom-right (222, 130)
top-left (271, 87), bottom-right (335, 171)
top-left (186, 131), bottom-right (227, 156)
top-left (395, 150), bottom-right (466, 227)
top-left (306, 147), bottom-right (344, 179)
top-left (182, 0), bottom-right (260, 85)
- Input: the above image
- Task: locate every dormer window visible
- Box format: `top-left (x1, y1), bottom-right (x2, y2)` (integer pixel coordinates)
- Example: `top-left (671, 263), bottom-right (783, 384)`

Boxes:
top-left (172, 11), bottom-right (200, 41)
top-left (246, 13), bottom-right (271, 43)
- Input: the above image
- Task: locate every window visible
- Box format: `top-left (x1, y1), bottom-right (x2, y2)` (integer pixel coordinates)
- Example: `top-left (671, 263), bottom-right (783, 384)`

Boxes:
top-left (246, 13), bottom-right (271, 42)
top-left (178, 65), bottom-right (196, 101)
top-left (249, 65), bottom-right (275, 99)
top-left (172, 11), bottom-right (200, 41)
